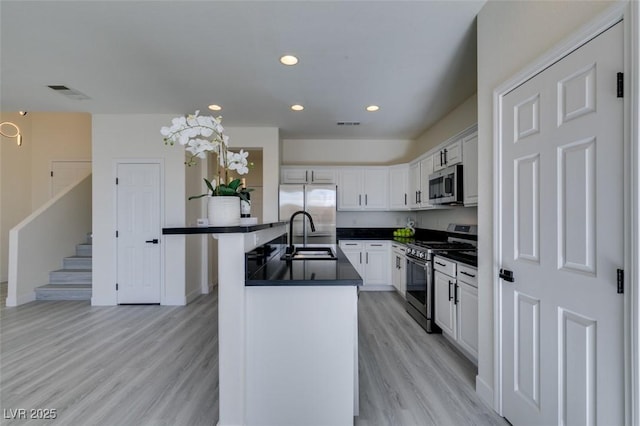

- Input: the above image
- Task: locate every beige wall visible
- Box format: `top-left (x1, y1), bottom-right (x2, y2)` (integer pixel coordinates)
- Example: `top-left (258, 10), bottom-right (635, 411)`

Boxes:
top-left (411, 93), bottom-right (477, 160)
top-left (0, 112), bottom-right (91, 282)
top-left (281, 138), bottom-right (413, 166)
top-left (476, 0), bottom-right (616, 406)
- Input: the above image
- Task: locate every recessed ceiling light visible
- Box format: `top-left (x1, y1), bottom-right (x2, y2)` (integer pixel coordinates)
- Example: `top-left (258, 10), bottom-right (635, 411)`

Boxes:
top-left (291, 104), bottom-right (304, 111)
top-left (208, 104), bottom-right (222, 111)
top-left (366, 105), bottom-right (380, 112)
top-left (280, 55), bottom-right (299, 66)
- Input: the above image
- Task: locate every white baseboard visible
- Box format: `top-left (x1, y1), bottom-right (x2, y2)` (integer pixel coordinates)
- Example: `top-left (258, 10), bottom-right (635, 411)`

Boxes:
top-left (6, 291), bottom-right (36, 307)
top-left (475, 375), bottom-right (495, 410)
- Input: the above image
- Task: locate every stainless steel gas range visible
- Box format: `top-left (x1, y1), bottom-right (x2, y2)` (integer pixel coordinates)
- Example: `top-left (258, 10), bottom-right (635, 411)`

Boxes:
top-left (405, 224), bottom-right (477, 333)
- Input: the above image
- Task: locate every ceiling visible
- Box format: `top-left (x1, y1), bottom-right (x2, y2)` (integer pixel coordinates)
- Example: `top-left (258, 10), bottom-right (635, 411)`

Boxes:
top-left (0, 1), bottom-right (483, 140)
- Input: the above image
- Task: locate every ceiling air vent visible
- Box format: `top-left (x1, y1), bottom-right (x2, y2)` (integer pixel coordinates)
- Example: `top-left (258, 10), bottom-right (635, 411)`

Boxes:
top-left (47, 85), bottom-right (91, 100)
top-left (336, 122), bottom-right (360, 126)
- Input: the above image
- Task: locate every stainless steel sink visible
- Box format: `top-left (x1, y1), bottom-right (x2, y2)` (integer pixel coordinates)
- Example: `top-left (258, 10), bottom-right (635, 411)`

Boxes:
top-left (281, 247), bottom-right (337, 261)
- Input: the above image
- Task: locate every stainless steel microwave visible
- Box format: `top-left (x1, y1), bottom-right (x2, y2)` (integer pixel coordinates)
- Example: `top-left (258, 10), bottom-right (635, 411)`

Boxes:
top-left (428, 164), bottom-right (463, 205)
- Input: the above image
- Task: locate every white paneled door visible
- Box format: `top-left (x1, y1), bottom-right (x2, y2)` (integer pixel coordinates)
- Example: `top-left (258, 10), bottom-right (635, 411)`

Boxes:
top-left (116, 163), bottom-right (161, 304)
top-left (499, 22), bottom-right (624, 425)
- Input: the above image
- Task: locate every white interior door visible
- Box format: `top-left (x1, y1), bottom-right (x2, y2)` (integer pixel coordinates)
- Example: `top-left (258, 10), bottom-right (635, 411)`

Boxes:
top-left (116, 163), bottom-right (161, 304)
top-left (50, 160), bottom-right (91, 198)
top-left (499, 22), bottom-right (624, 425)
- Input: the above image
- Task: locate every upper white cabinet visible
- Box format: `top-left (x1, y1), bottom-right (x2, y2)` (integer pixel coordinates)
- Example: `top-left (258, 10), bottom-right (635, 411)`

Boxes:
top-left (408, 155), bottom-right (435, 209)
top-left (389, 164), bottom-right (410, 210)
top-left (281, 166), bottom-right (336, 184)
top-left (337, 167), bottom-right (389, 211)
top-left (433, 139), bottom-right (462, 172)
top-left (462, 132), bottom-right (478, 206)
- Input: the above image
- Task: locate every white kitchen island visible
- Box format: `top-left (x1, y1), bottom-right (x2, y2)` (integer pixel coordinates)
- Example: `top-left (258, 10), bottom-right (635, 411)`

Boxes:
top-left (163, 222), bottom-right (362, 426)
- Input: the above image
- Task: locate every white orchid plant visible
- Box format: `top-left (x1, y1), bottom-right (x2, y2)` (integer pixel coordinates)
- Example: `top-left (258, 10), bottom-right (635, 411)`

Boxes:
top-left (161, 111), bottom-right (253, 201)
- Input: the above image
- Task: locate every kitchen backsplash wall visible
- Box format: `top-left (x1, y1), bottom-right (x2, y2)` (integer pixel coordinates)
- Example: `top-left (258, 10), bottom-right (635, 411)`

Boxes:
top-left (415, 207), bottom-right (477, 230)
top-left (336, 207), bottom-right (477, 230)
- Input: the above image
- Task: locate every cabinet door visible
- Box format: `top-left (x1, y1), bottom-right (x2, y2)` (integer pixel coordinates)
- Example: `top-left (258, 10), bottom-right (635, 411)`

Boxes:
top-left (434, 271), bottom-right (456, 338)
top-left (310, 168), bottom-right (335, 184)
top-left (419, 155), bottom-right (434, 208)
top-left (281, 167), bottom-right (309, 184)
top-left (337, 169), bottom-right (363, 210)
top-left (445, 139), bottom-right (463, 166)
top-left (362, 168), bottom-right (389, 210)
top-left (389, 165), bottom-right (409, 210)
top-left (408, 162), bottom-right (421, 209)
top-left (462, 133), bottom-right (478, 206)
top-left (339, 241), bottom-right (364, 277)
top-left (433, 148), bottom-right (446, 172)
top-left (363, 242), bottom-right (389, 285)
top-left (457, 281), bottom-right (478, 360)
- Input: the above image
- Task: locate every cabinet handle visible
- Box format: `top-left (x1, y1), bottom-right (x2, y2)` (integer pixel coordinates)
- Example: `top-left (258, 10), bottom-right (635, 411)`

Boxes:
top-left (417, 190), bottom-right (421, 203)
top-left (305, 170), bottom-right (309, 182)
top-left (366, 252), bottom-right (369, 263)
top-left (371, 244), bottom-right (382, 247)
top-left (440, 151), bottom-right (444, 166)
top-left (460, 271), bottom-right (476, 278)
top-left (435, 261), bottom-right (446, 267)
top-left (365, 194), bottom-right (368, 205)
top-left (359, 252), bottom-right (362, 264)
top-left (345, 243), bottom-right (358, 246)
top-left (311, 170), bottom-right (314, 182)
top-left (448, 280), bottom-right (453, 301)
top-left (404, 193), bottom-right (407, 205)
top-left (415, 191), bottom-right (418, 204)
top-left (359, 194), bottom-right (362, 206)
top-left (444, 149), bottom-right (448, 165)
top-left (454, 282), bottom-right (459, 305)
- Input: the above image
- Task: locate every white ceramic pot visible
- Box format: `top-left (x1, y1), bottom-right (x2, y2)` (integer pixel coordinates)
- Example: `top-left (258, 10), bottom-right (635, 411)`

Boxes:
top-left (207, 196), bottom-right (241, 226)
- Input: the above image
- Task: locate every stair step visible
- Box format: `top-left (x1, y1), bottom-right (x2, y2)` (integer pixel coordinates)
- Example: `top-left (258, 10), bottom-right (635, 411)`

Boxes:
top-left (63, 256), bottom-right (92, 270)
top-left (35, 284), bottom-right (91, 301)
top-left (50, 269), bottom-right (92, 285)
top-left (76, 244), bottom-right (92, 257)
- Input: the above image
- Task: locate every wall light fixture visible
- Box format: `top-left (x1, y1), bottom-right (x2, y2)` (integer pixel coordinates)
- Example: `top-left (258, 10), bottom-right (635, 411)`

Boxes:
top-left (0, 121), bottom-right (23, 146)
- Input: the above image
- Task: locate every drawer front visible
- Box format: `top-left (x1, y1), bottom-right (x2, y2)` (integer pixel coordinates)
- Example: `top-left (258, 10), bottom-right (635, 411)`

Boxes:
top-left (365, 241), bottom-right (387, 251)
top-left (457, 264), bottom-right (478, 287)
top-left (339, 241), bottom-right (364, 250)
top-left (433, 255), bottom-right (456, 276)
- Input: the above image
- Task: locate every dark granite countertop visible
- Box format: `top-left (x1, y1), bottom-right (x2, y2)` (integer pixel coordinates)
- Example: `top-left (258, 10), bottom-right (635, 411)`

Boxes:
top-left (245, 244), bottom-right (363, 287)
top-left (435, 251), bottom-right (478, 267)
top-left (163, 221), bottom-right (287, 235)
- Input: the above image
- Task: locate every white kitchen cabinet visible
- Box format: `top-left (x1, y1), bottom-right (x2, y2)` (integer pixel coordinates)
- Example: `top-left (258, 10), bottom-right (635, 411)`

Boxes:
top-left (339, 240), bottom-right (391, 289)
top-left (462, 132), bottom-right (478, 206)
top-left (389, 164), bottom-right (410, 210)
top-left (433, 139), bottom-right (462, 172)
top-left (281, 166), bottom-right (336, 184)
top-left (407, 155), bottom-right (435, 209)
top-left (434, 269), bottom-right (457, 338)
top-left (433, 255), bottom-right (478, 363)
top-left (390, 243), bottom-right (407, 297)
top-left (337, 167), bottom-right (389, 211)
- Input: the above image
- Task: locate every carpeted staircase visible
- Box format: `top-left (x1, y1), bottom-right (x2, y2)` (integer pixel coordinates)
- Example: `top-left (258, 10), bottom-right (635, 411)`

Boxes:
top-left (35, 235), bottom-right (92, 301)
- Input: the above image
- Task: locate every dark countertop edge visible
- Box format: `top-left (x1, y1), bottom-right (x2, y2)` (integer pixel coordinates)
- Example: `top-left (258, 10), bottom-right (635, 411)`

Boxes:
top-left (435, 252), bottom-right (478, 268)
top-left (245, 279), bottom-right (362, 287)
top-left (163, 221), bottom-right (287, 235)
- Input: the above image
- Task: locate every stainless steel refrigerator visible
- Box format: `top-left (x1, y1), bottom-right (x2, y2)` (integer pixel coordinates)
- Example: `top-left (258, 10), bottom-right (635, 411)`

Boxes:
top-left (279, 184), bottom-right (336, 245)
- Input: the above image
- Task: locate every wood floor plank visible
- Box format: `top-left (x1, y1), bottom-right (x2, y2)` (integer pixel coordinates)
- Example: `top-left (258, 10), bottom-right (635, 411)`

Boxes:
top-left (1, 283), bottom-right (506, 425)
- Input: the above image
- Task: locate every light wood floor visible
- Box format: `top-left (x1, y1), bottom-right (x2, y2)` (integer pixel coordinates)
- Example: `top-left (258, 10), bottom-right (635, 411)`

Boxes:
top-left (1, 283), bottom-right (506, 425)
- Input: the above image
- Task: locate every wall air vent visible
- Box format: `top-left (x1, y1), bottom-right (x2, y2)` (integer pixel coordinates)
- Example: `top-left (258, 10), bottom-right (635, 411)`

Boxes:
top-left (336, 122), bottom-right (360, 126)
top-left (47, 85), bottom-right (91, 100)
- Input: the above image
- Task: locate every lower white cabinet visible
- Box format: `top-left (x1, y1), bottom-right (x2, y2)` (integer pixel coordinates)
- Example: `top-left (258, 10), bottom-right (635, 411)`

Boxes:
top-left (390, 243), bottom-right (407, 297)
top-left (433, 255), bottom-right (478, 363)
top-left (339, 240), bottom-right (391, 290)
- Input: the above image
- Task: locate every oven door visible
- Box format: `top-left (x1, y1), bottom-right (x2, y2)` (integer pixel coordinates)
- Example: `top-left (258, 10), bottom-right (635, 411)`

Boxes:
top-left (406, 256), bottom-right (437, 332)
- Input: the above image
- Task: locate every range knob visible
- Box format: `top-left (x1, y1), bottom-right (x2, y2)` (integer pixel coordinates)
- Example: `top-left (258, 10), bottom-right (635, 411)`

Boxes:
top-left (419, 252), bottom-right (425, 259)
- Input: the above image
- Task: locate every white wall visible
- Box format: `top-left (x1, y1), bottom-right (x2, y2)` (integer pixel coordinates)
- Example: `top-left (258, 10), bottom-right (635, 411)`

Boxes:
top-left (281, 138), bottom-right (413, 165)
top-left (0, 112), bottom-right (91, 283)
top-left (91, 114), bottom-right (186, 306)
top-left (476, 0), bottom-right (615, 406)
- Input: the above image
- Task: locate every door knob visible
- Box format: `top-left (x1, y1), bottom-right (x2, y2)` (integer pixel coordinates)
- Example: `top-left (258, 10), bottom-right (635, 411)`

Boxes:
top-left (145, 239), bottom-right (159, 244)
